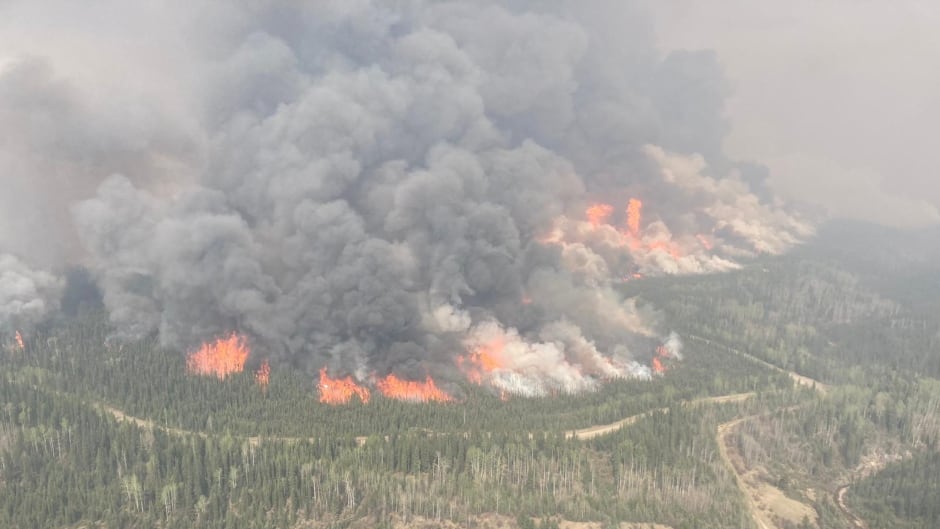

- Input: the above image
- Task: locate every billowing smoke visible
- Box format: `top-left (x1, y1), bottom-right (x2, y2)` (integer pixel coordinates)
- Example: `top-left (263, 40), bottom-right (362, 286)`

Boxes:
top-left (0, 253), bottom-right (62, 333)
top-left (0, 56), bottom-right (200, 267)
top-left (660, 332), bottom-right (684, 361)
top-left (540, 146), bottom-right (813, 278)
top-left (2, 1), bottom-right (812, 396)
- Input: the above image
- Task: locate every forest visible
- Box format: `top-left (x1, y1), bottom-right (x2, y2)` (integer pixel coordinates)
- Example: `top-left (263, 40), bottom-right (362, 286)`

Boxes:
top-left (1, 221), bottom-right (938, 529)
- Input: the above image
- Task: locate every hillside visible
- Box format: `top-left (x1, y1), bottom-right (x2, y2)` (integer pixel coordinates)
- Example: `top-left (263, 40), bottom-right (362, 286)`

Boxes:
top-left (1, 222), bottom-right (939, 529)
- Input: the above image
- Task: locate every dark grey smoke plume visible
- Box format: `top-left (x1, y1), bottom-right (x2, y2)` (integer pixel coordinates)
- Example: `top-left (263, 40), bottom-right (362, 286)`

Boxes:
top-left (3, 1), bottom-right (811, 393)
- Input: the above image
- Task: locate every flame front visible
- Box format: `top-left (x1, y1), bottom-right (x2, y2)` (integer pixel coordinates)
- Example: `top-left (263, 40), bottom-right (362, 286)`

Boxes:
top-left (318, 367), bottom-right (371, 404)
top-left (540, 197), bottom-right (741, 278)
top-left (457, 338), bottom-right (507, 385)
top-left (186, 333), bottom-right (249, 379)
top-left (586, 203), bottom-right (614, 227)
top-left (652, 347), bottom-right (666, 374)
top-left (652, 334), bottom-right (683, 374)
top-left (626, 198), bottom-right (642, 237)
top-left (646, 239), bottom-right (682, 259)
top-left (601, 197), bottom-right (682, 259)
top-left (255, 360), bottom-right (270, 390)
top-left (545, 161), bottom-right (810, 280)
top-left (375, 374), bottom-right (453, 402)
top-left (14, 331), bottom-right (24, 350)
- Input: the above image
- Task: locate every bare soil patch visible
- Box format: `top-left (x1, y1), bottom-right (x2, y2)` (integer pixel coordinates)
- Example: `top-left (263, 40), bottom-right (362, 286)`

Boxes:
top-left (717, 415), bottom-right (817, 529)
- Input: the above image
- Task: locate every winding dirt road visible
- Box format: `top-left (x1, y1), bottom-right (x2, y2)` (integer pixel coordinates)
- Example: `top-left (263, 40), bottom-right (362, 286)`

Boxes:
top-left (687, 335), bottom-right (830, 394)
top-left (717, 416), bottom-right (772, 529)
top-left (717, 408), bottom-right (817, 529)
top-left (693, 335), bottom-right (831, 529)
top-left (641, 339), bottom-right (875, 529)
top-left (57, 335), bottom-right (846, 529)
top-left (96, 391), bottom-right (758, 446)
top-left (567, 392), bottom-right (755, 440)
top-left (836, 485), bottom-right (867, 529)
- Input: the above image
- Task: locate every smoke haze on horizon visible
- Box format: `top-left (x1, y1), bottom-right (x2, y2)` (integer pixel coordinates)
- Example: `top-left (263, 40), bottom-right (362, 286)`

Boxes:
top-left (645, 0), bottom-right (940, 228)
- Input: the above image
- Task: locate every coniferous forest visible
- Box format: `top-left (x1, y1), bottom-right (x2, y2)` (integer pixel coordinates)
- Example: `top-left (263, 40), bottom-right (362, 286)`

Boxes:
top-left (1, 222), bottom-right (939, 529)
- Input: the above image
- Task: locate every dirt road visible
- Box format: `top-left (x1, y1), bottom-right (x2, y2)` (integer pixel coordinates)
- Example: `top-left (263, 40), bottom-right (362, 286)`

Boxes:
top-left (691, 332), bottom-right (829, 529)
top-left (568, 392), bottom-right (755, 440)
top-left (687, 335), bottom-right (830, 394)
top-left (716, 409), bottom-right (818, 529)
top-left (836, 485), bottom-right (867, 529)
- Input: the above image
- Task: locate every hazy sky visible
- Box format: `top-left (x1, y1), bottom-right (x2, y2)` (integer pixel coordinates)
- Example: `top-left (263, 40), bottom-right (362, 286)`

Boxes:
top-left (2, 0), bottom-right (938, 245)
top-left (644, 0), bottom-right (940, 227)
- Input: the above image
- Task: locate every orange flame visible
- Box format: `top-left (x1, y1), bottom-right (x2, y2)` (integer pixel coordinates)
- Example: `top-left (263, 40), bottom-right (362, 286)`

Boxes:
top-left (255, 360), bottom-right (271, 390)
top-left (375, 373), bottom-right (453, 402)
top-left (186, 333), bottom-right (249, 379)
top-left (14, 331), bottom-right (24, 350)
top-left (652, 345), bottom-right (669, 374)
top-left (586, 203), bottom-right (614, 227)
top-left (647, 239), bottom-right (683, 259)
top-left (319, 367), bottom-right (370, 404)
top-left (626, 198), bottom-right (643, 237)
top-left (542, 197), bottom-right (697, 274)
top-left (652, 356), bottom-right (664, 374)
top-left (457, 339), bottom-right (506, 385)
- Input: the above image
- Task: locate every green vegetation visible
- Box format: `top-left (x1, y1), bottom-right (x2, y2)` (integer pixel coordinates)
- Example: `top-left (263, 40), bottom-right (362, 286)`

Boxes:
top-left (630, 222), bottom-right (940, 384)
top-left (2, 329), bottom-right (795, 529)
top-left (848, 451), bottom-right (940, 529)
top-left (8, 313), bottom-right (792, 439)
top-left (1, 221), bottom-right (938, 528)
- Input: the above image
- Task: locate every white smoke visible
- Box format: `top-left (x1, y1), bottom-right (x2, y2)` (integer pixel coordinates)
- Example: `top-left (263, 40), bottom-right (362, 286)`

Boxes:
top-left (537, 146), bottom-right (812, 281)
top-left (462, 320), bottom-right (600, 397)
top-left (0, 253), bottom-right (63, 333)
top-left (660, 331), bottom-right (683, 361)
top-left (645, 145), bottom-right (814, 255)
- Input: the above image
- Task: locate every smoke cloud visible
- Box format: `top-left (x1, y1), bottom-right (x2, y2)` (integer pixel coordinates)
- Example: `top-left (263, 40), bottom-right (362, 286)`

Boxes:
top-left (2, 1), bottom-right (812, 395)
top-left (644, 0), bottom-right (940, 228)
top-left (0, 254), bottom-right (62, 333)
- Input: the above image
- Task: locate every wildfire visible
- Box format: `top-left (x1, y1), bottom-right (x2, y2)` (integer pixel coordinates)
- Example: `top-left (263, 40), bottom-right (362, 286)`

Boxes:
top-left (318, 367), bottom-right (370, 404)
top-left (14, 331), bottom-right (24, 350)
top-left (457, 338), bottom-right (507, 385)
top-left (585, 203), bottom-right (614, 227)
top-left (652, 355), bottom-right (664, 374)
top-left (652, 345), bottom-right (670, 374)
top-left (375, 373), bottom-right (453, 402)
top-left (560, 198), bottom-right (713, 268)
top-left (255, 360), bottom-right (270, 390)
top-left (646, 239), bottom-right (682, 259)
top-left (585, 198), bottom-right (643, 238)
top-left (626, 198), bottom-right (643, 237)
top-left (186, 333), bottom-right (250, 379)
